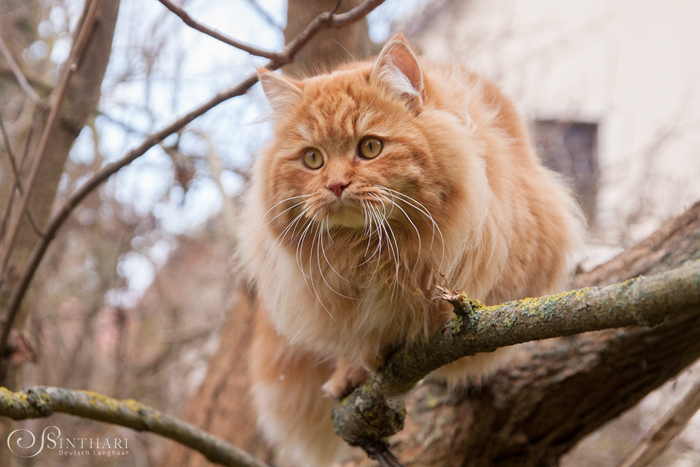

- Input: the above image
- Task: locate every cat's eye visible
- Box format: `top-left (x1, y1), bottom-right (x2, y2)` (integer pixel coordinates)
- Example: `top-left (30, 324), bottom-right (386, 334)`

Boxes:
top-left (358, 137), bottom-right (383, 159)
top-left (303, 148), bottom-right (324, 169)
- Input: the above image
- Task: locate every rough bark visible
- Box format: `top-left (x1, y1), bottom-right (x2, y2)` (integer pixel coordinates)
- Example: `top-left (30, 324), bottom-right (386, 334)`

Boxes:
top-left (331, 259), bottom-right (700, 455)
top-left (337, 200), bottom-right (700, 467)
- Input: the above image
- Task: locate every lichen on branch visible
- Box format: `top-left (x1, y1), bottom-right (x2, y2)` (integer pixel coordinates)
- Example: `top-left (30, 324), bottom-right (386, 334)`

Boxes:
top-left (0, 386), bottom-right (270, 467)
top-left (333, 258), bottom-right (700, 452)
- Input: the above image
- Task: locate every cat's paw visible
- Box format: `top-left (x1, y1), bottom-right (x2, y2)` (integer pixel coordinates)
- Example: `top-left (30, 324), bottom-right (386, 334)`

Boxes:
top-left (322, 361), bottom-right (368, 399)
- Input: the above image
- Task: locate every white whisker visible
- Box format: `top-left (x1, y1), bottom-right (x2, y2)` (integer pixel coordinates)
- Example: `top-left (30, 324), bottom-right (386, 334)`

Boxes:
top-left (378, 192), bottom-right (422, 276)
top-left (377, 185), bottom-right (445, 270)
top-left (308, 221), bottom-right (336, 321)
top-left (258, 194), bottom-right (312, 238)
top-left (317, 220), bottom-right (359, 300)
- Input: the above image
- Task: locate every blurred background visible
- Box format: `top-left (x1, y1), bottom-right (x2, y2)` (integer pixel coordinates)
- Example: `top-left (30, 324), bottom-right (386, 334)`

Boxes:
top-left (0, 0), bottom-right (699, 465)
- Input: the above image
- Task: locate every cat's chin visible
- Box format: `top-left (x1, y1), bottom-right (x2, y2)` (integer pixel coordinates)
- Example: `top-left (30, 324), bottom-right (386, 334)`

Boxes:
top-left (325, 212), bottom-right (365, 230)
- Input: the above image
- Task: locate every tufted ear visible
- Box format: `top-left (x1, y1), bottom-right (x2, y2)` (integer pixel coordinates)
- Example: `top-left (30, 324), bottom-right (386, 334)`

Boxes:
top-left (258, 69), bottom-right (303, 114)
top-left (370, 35), bottom-right (424, 112)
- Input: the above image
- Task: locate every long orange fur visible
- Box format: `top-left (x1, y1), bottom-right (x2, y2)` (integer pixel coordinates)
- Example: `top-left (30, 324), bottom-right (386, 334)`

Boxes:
top-left (237, 36), bottom-right (585, 466)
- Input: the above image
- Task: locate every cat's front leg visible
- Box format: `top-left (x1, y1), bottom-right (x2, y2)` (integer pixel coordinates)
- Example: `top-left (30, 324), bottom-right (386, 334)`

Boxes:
top-left (322, 359), bottom-right (369, 399)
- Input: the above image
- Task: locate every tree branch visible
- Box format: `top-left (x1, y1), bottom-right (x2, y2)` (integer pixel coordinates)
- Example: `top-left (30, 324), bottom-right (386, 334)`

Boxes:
top-left (0, 118), bottom-right (43, 238)
top-left (157, 0), bottom-right (280, 60)
top-left (618, 378), bottom-right (700, 467)
top-left (333, 259), bottom-right (700, 453)
top-left (158, 0), bottom-right (385, 66)
top-left (0, 32), bottom-right (41, 103)
top-left (242, 0), bottom-right (284, 31)
top-left (0, 386), bottom-right (270, 467)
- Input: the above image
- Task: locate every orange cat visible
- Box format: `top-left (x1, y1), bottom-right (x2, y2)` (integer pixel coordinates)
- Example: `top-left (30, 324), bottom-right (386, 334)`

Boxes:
top-left (238, 36), bottom-right (584, 466)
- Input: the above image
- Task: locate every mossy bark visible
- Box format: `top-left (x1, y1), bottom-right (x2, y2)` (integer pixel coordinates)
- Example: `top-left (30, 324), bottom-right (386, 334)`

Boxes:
top-left (332, 259), bottom-right (700, 458)
top-left (0, 386), bottom-right (270, 467)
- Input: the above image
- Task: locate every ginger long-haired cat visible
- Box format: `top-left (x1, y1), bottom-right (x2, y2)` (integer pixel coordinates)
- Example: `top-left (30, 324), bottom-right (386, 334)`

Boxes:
top-left (237, 36), bottom-right (584, 466)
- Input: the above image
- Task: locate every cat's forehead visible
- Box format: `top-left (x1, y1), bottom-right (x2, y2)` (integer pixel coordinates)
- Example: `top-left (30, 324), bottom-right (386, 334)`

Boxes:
top-left (291, 70), bottom-right (385, 143)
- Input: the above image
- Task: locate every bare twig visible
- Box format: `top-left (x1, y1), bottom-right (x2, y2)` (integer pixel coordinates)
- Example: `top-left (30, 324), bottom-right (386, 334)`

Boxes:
top-left (0, 386), bottom-right (271, 467)
top-left (0, 0), bottom-right (101, 290)
top-left (0, 0), bottom-right (386, 364)
top-left (330, 0), bottom-right (344, 16)
top-left (373, 445), bottom-right (406, 467)
top-left (158, 0), bottom-right (385, 65)
top-left (333, 259), bottom-right (700, 453)
top-left (157, 0), bottom-right (281, 60)
top-left (0, 121), bottom-right (35, 243)
top-left (275, 0), bottom-right (385, 64)
top-left (0, 32), bottom-right (41, 103)
top-left (618, 379), bottom-right (700, 467)
top-left (0, 119), bottom-right (44, 238)
top-left (242, 0), bottom-right (284, 31)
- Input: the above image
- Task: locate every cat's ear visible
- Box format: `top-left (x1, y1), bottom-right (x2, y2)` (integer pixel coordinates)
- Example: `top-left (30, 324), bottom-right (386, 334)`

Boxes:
top-left (258, 69), bottom-right (303, 114)
top-left (371, 35), bottom-right (424, 112)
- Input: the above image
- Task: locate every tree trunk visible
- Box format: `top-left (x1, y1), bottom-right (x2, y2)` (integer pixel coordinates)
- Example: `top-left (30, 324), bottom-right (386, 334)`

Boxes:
top-left (282, 0), bottom-right (374, 79)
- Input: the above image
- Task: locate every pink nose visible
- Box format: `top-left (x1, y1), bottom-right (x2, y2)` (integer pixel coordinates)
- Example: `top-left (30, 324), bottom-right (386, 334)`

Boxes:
top-left (327, 182), bottom-right (349, 197)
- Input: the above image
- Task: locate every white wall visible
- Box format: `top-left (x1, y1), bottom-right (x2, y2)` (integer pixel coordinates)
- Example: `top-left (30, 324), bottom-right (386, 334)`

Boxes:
top-left (414, 0), bottom-right (700, 246)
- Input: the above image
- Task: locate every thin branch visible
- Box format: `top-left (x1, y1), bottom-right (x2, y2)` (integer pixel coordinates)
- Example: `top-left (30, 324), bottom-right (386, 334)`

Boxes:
top-left (242, 0), bottom-right (284, 31)
top-left (0, 0), bottom-right (101, 293)
top-left (158, 0), bottom-right (385, 65)
top-left (0, 32), bottom-right (41, 103)
top-left (333, 259), bottom-right (700, 452)
top-left (618, 378), bottom-right (700, 467)
top-left (0, 0), bottom-right (386, 363)
top-left (330, 0), bottom-right (344, 16)
top-left (275, 0), bottom-right (385, 64)
top-left (0, 386), bottom-right (270, 467)
top-left (0, 118), bottom-right (44, 238)
top-left (0, 120), bottom-right (35, 243)
top-left (157, 0), bottom-right (281, 60)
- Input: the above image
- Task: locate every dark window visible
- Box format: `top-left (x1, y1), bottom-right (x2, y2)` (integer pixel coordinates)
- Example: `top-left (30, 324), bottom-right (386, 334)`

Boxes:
top-left (533, 120), bottom-right (599, 225)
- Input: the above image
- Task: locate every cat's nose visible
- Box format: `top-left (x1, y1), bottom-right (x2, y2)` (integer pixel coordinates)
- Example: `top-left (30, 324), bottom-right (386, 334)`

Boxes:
top-left (327, 182), bottom-right (350, 197)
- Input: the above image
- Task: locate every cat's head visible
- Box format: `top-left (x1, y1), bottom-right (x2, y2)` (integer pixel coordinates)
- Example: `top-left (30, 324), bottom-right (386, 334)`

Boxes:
top-left (254, 36), bottom-right (461, 248)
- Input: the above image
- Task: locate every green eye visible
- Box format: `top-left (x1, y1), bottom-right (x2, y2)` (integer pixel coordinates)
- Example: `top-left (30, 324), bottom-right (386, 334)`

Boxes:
top-left (359, 137), bottom-right (383, 159)
top-left (303, 148), bottom-right (324, 169)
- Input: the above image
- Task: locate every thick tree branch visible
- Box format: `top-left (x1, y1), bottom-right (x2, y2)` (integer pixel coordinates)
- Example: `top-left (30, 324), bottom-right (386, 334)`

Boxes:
top-left (0, 386), bottom-right (270, 467)
top-left (333, 259), bottom-right (700, 453)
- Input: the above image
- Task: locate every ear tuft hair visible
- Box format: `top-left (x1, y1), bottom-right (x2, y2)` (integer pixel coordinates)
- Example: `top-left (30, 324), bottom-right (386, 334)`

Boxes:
top-left (258, 70), bottom-right (303, 114)
top-left (371, 35), bottom-right (424, 112)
